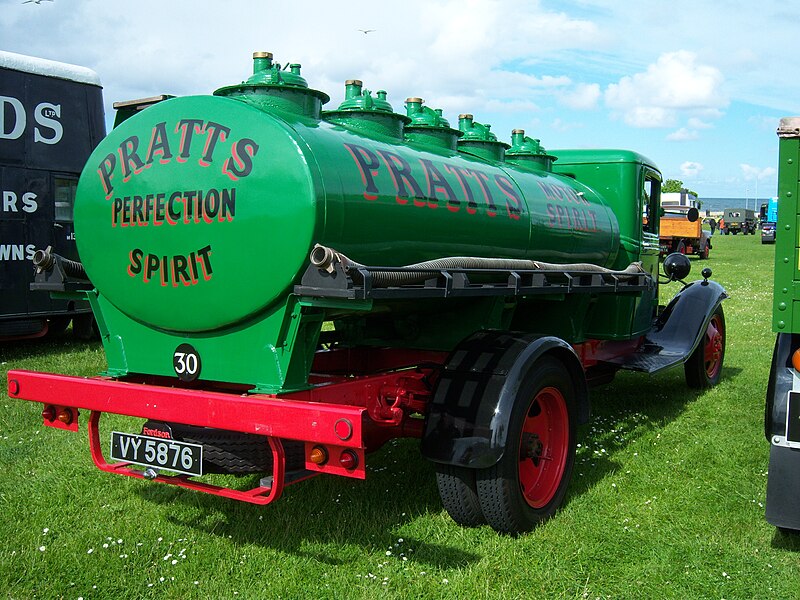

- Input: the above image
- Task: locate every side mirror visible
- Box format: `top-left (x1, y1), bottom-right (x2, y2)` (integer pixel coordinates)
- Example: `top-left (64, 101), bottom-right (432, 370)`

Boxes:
top-left (663, 252), bottom-right (691, 281)
top-left (686, 207), bottom-right (699, 222)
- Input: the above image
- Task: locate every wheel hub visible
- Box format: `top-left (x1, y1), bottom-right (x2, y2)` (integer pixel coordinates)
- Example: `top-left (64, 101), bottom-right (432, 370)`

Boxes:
top-left (520, 432), bottom-right (544, 465)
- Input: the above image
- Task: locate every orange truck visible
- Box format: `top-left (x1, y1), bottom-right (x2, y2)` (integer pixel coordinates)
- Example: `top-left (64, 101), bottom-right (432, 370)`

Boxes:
top-left (659, 191), bottom-right (711, 258)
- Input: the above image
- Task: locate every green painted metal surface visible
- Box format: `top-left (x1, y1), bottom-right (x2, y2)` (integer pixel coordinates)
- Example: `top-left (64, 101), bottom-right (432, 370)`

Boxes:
top-left (773, 118), bottom-right (800, 332)
top-left (73, 52), bottom-right (663, 391)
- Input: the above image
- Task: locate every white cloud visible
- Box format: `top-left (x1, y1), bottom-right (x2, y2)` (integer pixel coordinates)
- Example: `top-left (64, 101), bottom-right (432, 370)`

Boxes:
top-left (740, 164), bottom-right (777, 180)
top-left (680, 161), bottom-right (704, 178)
top-left (605, 51), bottom-right (727, 128)
top-left (559, 83), bottom-right (601, 110)
top-left (667, 128), bottom-right (699, 141)
top-left (687, 117), bottom-right (713, 129)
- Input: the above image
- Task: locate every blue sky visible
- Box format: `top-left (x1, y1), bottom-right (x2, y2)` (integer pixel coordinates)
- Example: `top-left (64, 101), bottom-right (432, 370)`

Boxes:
top-left (2, 0), bottom-right (797, 200)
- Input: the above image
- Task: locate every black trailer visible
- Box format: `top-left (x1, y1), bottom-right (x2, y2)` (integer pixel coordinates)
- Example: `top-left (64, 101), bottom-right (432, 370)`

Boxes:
top-left (0, 51), bottom-right (105, 340)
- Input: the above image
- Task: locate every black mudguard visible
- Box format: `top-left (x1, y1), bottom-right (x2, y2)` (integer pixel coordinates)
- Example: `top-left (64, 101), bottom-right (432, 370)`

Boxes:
top-left (610, 278), bottom-right (728, 374)
top-left (420, 330), bottom-right (589, 469)
top-left (765, 332), bottom-right (800, 531)
top-left (652, 279), bottom-right (727, 366)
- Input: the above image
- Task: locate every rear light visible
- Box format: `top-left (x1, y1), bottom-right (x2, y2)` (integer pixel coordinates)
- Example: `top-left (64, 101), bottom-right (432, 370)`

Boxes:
top-left (339, 449), bottom-right (358, 470)
top-left (57, 408), bottom-right (74, 425)
top-left (41, 405), bottom-right (56, 421)
top-left (793, 349), bottom-right (800, 373)
top-left (309, 445), bottom-right (328, 465)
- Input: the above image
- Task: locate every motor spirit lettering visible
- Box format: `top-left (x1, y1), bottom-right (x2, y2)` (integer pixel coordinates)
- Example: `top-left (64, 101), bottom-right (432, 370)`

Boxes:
top-left (96, 119), bottom-right (259, 198)
top-left (538, 181), bottom-right (599, 232)
top-left (344, 142), bottom-right (522, 220)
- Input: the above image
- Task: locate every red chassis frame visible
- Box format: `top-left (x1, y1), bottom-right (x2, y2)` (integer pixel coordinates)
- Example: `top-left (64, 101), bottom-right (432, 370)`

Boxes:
top-left (5, 339), bottom-right (641, 505)
top-left (5, 348), bottom-right (446, 505)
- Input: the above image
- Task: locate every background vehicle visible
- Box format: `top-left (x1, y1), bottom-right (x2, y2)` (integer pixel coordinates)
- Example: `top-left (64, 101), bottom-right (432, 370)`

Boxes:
top-left (766, 118), bottom-right (800, 534)
top-left (659, 190), bottom-right (711, 258)
top-left (721, 207), bottom-right (756, 235)
top-left (7, 52), bottom-right (727, 535)
top-left (0, 51), bottom-right (105, 340)
top-left (760, 197), bottom-right (778, 244)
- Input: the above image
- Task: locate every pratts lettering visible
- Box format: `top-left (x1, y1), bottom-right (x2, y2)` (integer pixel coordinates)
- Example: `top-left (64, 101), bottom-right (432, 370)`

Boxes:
top-left (343, 143), bottom-right (513, 218)
top-left (97, 119), bottom-right (258, 198)
top-left (127, 244), bottom-right (213, 287)
top-left (222, 138), bottom-right (259, 181)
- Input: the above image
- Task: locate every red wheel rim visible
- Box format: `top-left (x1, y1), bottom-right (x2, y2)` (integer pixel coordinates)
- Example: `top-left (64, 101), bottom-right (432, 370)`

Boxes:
top-left (518, 386), bottom-right (569, 509)
top-left (704, 314), bottom-right (724, 379)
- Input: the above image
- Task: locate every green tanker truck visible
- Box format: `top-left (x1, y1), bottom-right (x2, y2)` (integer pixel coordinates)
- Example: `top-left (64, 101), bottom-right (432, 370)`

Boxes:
top-left (7, 52), bottom-right (728, 534)
top-left (765, 117), bottom-right (800, 534)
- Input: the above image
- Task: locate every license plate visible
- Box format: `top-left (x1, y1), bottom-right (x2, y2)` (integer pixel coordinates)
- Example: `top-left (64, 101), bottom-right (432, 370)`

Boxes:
top-left (110, 431), bottom-right (203, 476)
top-left (787, 392), bottom-right (800, 446)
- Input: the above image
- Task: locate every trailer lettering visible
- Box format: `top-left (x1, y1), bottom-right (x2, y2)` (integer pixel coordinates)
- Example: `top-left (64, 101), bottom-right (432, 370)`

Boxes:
top-left (33, 103), bottom-right (63, 145)
top-left (0, 244), bottom-right (36, 261)
top-left (2, 191), bottom-right (38, 213)
top-left (0, 96), bottom-right (63, 145)
top-left (127, 244), bottom-right (213, 286)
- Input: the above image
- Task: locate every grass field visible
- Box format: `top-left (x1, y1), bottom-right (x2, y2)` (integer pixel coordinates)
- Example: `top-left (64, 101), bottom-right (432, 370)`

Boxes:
top-left (1, 233), bottom-right (799, 599)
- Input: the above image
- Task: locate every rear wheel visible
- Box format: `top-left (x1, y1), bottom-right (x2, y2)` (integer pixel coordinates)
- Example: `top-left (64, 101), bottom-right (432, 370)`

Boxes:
top-left (676, 240), bottom-right (686, 254)
top-left (699, 242), bottom-right (710, 259)
top-left (685, 305), bottom-right (726, 388)
top-left (435, 464), bottom-right (486, 526)
top-left (475, 357), bottom-right (576, 534)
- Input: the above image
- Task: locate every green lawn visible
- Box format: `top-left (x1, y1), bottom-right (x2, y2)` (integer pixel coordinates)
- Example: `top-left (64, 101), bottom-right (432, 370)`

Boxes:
top-left (1, 233), bottom-right (798, 599)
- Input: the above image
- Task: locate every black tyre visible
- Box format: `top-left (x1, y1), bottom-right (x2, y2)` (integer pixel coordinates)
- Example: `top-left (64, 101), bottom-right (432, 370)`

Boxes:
top-left (72, 313), bottom-right (99, 340)
top-left (435, 464), bottom-right (486, 526)
top-left (46, 316), bottom-right (71, 337)
top-left (475, 356), bottom-right (576, 534)
top-left (684, 305), bottom-right (726, 389)
top-left (170, 424), bottom-right (304, 474)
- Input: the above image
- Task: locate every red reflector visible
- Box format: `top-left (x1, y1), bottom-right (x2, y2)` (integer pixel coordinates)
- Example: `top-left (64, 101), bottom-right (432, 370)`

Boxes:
top-left (57, 408), bottom-right (73, 425)
top-left (309, 446), bottom-right (328, 465)
top-left (339, 450), bottom-right (358, 470)
top-left (41, 405), bottom-right (56, 421)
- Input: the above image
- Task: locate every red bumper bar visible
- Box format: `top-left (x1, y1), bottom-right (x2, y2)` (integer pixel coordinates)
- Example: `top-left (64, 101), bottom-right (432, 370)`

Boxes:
top-left (7, 369), bottom-right (371, 504)
top-left (7, 369), bottom-right (367, 447)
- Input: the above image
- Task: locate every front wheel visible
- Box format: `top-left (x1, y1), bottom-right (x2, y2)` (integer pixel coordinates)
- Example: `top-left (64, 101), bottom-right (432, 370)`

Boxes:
top-left (476, 356), bottom-right (576, 534)
top-left (684, 305), bottom-right (726, 388)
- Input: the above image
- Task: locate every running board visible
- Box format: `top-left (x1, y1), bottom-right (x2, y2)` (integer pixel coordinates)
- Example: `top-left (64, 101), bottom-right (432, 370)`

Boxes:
top-left (606, 342), bottom-right (684, 374)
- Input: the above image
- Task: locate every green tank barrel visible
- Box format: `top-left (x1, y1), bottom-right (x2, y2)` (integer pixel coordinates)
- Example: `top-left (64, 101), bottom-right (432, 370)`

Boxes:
top-left (73, 52), bottom-right (622, 390)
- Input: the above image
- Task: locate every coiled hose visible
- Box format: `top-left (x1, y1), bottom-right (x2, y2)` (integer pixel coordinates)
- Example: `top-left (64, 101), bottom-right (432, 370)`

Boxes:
top-left (310, 244), bottom-right (645, 288)
top-left (33, 248), bottom-right (89, 281)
